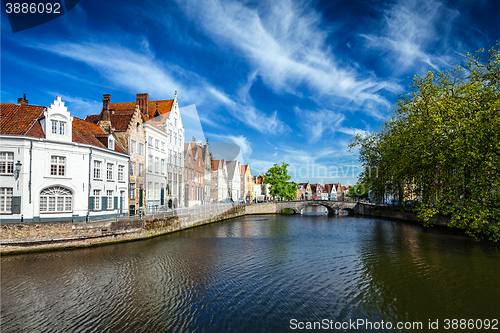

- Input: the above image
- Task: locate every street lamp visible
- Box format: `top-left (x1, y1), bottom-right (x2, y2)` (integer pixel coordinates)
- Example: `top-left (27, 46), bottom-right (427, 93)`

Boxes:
top-left (13, 161), bottom-right (22, 181)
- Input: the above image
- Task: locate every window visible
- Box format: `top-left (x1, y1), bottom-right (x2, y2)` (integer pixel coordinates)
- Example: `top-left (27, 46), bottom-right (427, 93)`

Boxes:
top-left (155, 157), bottom-right (159, 174)
top-left (50, 156), bottom-right (66, 176)
top-left (148, 136), bottom-right (153, 147)
top-left (148, 155), bottom-right (153, 172)
top-left (107, 190), bottom-right (113, 210)
top-left (107, 163), bottom-right (114, 180)
top-left (138, 143), bottom-right (144, 156)
top-left (51, 120), bottom-right (57, 134)
top-left (169, 150), bottom-right (172, 164)
top-left (130, 162), bottom-right (135, 176)
top-left (161, 141), bottom-right (165, 152)
top-left (0, 152), bottom-right (14, 174)
top-left (130, 183), bottom-right (135, 199)
top-left (130, 140), bottom-right (136, 154)
top-left (169, 130), bottom-right (172, 143)
top-left (161, 159), bottom-right (165, 174)
top-left (148, 182), bottom-right (152, 199)
top-left (51, 120), bottom-right (65, 135)
top-left (108, 137), bottom-right (114, 150)
top-left (0, 188), bottom-right (13, 213)
top-left (155, 183), bottom-right (159, 199)
top-left (93, 190), bottom-right (101, 210)
top-left (118, 165), bottom-right (124, 181)
top-left (59, 122), bottom-right (65, 135)
top-left (139, 163), bottom-right (144, 177)
top-left (155, 139), bottom-right (159, 150)
top-left (174, 133), bottom-right (177, 146)
top-left (93, 160), bottom-right (102, 179)
top-left (39, 186), bottom-right (72, 213)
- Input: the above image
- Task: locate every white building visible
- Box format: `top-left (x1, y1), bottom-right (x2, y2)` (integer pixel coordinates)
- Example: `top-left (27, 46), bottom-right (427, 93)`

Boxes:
top-left (211, 159), bottom-right (228, 202)
top-left (226, 160), bottom-right (241, 200)
top-left (89, 92), bottom-right (185, 210)
top-left (0, 96), bottom-right (129, 222)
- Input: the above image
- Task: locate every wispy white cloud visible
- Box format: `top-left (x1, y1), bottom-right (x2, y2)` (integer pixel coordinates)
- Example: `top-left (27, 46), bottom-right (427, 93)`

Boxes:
top-left (173, 0), bottom-right (400, 113)
top-left (294, 107), bottom-right (369, 143)
top-left (360, 0), bottom-right (460, 73)
top-left (209, 86), bottom-right (289, 134)
top-left (25, 39), bottom-right (289, 134)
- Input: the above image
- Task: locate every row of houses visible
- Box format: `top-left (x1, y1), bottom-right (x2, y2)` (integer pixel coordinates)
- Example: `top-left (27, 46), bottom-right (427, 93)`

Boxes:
top-left (296, 182), bottom-right (347, 201)
top-left (0, 93), bottom-right (256, 223)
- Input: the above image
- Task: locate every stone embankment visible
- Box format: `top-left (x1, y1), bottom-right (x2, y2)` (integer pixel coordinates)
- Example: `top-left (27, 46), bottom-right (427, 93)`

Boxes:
top-left (0, 203), bottom-right (277, 254)
top-left (1, 201), bottom-right (453, 254)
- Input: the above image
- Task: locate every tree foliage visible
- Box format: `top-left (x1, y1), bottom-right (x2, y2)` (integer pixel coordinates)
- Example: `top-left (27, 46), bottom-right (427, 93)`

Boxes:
top-left (263, 162), bottom-right (297, 200)
top-left (346, 184), bottom-right (369, 201)
top-left (349, 44), bottom-right (500, 241)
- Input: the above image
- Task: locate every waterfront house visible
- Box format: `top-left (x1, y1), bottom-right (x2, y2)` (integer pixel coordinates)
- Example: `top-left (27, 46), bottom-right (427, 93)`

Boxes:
top-left (323, 184), bottom-right (338, 200)
top-left (240, 164), bottom-right (254, 202)
top-left (184, 138), bottom-right (205, 207)
top-left (211, 159), bottom-right (229, 201)
top-left (86, 92), bottom-right (185, 211)
top-left (226, 160), bottom-right (241, 201)
top-left (0, 95), bottom-right (129, 223)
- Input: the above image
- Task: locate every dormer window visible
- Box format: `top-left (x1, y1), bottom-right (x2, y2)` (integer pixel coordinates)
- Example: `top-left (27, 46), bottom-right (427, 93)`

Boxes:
top-left (51, 120), bottom-right (66, 135)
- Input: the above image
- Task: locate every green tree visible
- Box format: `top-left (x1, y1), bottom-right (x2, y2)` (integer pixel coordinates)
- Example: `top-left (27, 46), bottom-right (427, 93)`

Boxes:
top-left (350, 43), bottom-right (500, 241)
top-left (263, 162), bottom-right (297, 200)
top-left (346, 184), bottom-right (369, 201)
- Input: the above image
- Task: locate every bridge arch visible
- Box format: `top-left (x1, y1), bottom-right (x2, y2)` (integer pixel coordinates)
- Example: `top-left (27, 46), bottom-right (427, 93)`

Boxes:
top-left (275, 200), bottom-right (358, 215)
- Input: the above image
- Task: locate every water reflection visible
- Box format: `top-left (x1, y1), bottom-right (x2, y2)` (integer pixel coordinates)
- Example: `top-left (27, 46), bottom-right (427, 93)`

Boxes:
top-left (2, 215), bottom-right (499, 332)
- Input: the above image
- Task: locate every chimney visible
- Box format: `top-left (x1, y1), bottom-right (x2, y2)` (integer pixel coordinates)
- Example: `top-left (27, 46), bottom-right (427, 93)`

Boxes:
top-left (136, 93), bottom-right (149, 117)
top-left (17, 93), bottom-right (28, 105)
top-left (102, 94), bottom-right (111, 121)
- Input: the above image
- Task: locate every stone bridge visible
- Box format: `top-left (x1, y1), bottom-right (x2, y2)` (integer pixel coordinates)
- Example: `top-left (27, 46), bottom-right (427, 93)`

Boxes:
top-left (275, 200), bottom-right (359, 214)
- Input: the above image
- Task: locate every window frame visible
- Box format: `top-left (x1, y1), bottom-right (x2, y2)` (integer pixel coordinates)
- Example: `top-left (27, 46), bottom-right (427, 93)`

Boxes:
top-left (93, 160), bottom-right (102, 179)
top-left (50, 156), bottom-right (66, 176)
top-left (0, 187), bottom-right (13, 214)
top-left (0, 152), bottom-right (14, 175)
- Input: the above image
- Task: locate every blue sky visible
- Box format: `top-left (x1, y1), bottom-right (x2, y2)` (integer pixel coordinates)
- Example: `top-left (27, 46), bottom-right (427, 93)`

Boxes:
top-left (1, 0), bottom-right (499, 185)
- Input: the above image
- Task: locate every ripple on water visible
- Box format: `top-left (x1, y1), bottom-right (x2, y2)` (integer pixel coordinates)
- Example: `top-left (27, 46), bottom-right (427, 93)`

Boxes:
top-left (2, 215), bottom-right (499, 332)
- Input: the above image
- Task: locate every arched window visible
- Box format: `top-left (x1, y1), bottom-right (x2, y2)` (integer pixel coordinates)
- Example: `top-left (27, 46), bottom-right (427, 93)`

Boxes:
top-left (40, 186), bottom-right (72, 213)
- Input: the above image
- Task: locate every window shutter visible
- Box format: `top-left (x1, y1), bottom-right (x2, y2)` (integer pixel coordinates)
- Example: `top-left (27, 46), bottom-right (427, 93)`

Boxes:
top-left (89, 197), bottom-right (94, 211)
top-left (102, 196), bottom-right (107, 210)
top-left (11, 196), bottom-right (21, 214)
top-left (114, 196), bottom-right (118, 209)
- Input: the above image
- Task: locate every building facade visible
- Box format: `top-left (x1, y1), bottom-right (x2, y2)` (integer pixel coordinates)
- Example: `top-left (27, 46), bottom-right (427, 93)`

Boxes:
top-left (240, 164), bottom-right (254, 202)
top-left (226, 160), bottom-right (241, 201)
top-left (0, 96), bottom-right (129, 223)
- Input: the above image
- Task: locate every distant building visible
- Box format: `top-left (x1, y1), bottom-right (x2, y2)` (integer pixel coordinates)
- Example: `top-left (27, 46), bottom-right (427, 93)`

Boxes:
top-left (211, 159), bottom-right (228, 202)
top-left (226, 160), bottom-right (241, 200)
top-left (240, 164), bottom-right (254, 202)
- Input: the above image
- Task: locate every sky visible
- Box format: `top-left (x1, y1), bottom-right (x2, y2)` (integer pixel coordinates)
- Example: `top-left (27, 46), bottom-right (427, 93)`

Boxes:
top-left (1, 0), bottom-right (499, 185)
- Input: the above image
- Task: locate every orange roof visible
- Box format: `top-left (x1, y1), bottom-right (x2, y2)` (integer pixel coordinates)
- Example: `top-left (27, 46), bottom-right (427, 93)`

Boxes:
top-left (72, 117), bottom-right (126, 154)
top-left (1, 103), bottom-right (126, 154)
top-left (0, 103), bottom-right (45, 137)
top-left (240, 164), bottom-right (247, 175)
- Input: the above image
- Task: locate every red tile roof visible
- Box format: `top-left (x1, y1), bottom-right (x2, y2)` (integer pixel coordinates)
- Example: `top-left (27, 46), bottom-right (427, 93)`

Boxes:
top-left (1, 103), bottom-right (126, 154)
top-left (324, 184), bottom-right (334, 193)
top-left (240, 164), bottom-right (247, 175)
top-left (0, 103), bottom-right (45, 137)
top-left (72, 117), bottom-right (126, 154)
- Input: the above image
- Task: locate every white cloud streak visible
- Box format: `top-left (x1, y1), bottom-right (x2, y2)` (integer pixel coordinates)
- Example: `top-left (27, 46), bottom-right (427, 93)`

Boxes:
top-left (173, 0), bottom-right (400, 111)
top-left (360, 0), bottom-right (460, 73)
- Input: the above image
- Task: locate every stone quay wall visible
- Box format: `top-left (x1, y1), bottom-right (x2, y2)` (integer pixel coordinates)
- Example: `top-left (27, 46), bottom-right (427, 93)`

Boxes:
top-left (0, 204), bottom-right (254, 254)
top-left (1, 202), bottom-right (453, 254)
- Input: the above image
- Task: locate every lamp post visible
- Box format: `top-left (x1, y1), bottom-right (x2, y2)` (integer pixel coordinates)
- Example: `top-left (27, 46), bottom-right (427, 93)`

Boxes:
top-left (13, 161), bottom-right (22, 181)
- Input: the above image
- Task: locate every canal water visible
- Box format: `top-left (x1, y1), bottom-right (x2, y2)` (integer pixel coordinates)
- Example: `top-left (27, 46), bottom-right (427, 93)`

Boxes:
top-left (2, 215), bottom-right (499, 332)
